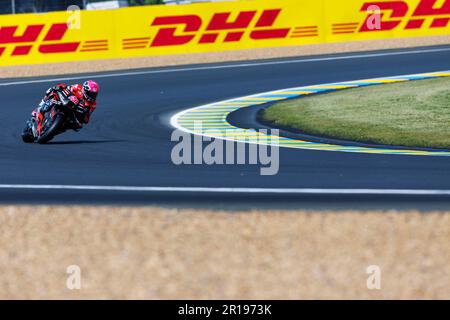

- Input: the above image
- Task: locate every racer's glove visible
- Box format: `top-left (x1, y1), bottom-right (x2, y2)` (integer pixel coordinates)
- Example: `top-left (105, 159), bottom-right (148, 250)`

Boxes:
top-left (45, 85), bottom-right (64, 99)
top-left (51, 84), bottom-right (65, 92)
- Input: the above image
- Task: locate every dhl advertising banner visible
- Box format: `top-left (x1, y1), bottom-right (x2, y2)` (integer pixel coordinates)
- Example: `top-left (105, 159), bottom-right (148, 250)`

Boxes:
top-left (0, 0), bottom-right (449, 66)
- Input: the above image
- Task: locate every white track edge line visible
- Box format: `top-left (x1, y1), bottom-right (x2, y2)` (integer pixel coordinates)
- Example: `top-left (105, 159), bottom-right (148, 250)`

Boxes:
top-left (0, 184), bottom-right (449, 195)
top-left (1, 46), bottom-right (450, 86)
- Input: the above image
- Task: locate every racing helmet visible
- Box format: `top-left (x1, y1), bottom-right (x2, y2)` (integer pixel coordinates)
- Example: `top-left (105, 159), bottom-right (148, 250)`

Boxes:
top-left (82, 80), bottom-right (99, 103)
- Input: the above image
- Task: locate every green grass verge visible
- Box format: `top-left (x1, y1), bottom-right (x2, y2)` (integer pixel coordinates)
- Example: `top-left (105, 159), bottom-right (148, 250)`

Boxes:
top-left (261, 77), bottom-right (450, 149)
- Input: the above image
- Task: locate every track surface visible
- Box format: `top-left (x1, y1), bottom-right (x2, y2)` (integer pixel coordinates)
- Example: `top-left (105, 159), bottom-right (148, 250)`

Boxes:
top-left (2, 45), bottom-right (450, 208)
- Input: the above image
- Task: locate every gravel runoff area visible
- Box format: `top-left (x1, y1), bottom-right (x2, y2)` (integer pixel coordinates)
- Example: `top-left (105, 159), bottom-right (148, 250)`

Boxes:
top-left (1, 35), bottom-right (450, 78)
top-left (0, 206), bottom-right (448, 300)
top-left (261, 77), bottom-right (450, 149)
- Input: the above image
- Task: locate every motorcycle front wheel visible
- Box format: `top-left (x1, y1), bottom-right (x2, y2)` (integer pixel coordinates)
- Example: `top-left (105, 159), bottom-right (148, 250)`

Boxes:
top-left (21, 121), bottom-right (34, 143)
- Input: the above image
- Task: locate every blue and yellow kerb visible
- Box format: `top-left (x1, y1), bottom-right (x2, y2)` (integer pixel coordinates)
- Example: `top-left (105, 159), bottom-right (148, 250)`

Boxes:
top-left (171, 71), bottom-right (450, 156)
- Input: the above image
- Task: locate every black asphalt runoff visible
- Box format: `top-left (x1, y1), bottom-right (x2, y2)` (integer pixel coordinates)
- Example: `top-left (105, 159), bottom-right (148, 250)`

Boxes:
top-left (2, 45), bottom-right (450, 208)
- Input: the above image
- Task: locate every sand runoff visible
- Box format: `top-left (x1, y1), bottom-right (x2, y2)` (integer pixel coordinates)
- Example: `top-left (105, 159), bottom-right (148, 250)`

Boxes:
top-left (0, 206), bottom-right (448, 299)
top-left (1, 35), bottom-right (450, 79)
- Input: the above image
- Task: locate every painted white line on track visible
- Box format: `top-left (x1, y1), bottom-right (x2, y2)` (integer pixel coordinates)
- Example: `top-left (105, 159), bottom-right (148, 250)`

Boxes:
top-left (0, 184), bottom-right (450, 195)
top-left (1, 46), bottom-right (450, 87)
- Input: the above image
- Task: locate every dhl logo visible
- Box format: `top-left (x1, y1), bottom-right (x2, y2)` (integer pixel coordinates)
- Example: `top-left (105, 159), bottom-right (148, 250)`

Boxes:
top-left (0, 23), bottom-right (109, 57)
top-left (334, 0), bottom-right (450, 34)
top-left (148, 9), bottom-right (291, 47)
top-left (1, 9), bottom-right (293, 56)
top-left (0, 23), bottom-right (79, 57)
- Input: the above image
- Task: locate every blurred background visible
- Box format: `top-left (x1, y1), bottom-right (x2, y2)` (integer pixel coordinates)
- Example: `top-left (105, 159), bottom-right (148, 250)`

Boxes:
top-left (0, 0), bottom-right (218, 14)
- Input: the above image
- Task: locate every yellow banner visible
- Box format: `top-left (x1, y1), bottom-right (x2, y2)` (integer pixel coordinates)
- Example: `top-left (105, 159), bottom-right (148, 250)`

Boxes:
top-left (0, 0), bottom-right (449, 66)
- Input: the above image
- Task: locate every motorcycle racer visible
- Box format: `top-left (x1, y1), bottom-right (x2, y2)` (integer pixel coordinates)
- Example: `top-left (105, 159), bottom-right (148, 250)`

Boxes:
top-left (22, 80), bottom-right (99, 142)
top-left (40, 80), bottom-right (98, 129)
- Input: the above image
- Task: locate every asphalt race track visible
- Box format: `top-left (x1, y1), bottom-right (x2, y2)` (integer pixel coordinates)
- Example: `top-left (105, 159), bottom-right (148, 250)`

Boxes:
top-left (2, 45), bottom-right (450, 208)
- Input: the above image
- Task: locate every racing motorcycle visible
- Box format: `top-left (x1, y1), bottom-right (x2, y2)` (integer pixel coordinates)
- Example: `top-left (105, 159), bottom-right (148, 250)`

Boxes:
top-left (22, 90), bottom-right (82, 144)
